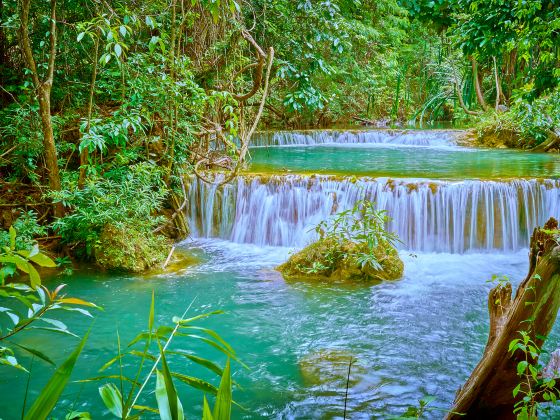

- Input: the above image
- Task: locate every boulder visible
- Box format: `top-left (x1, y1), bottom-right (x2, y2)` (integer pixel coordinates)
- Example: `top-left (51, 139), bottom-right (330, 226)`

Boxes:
top-left (277, 238), bottom-right (403, 282)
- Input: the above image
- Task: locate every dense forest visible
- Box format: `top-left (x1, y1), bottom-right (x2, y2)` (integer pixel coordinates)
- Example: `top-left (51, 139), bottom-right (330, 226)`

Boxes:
top-left (1, 0), bottom-right (560, 419)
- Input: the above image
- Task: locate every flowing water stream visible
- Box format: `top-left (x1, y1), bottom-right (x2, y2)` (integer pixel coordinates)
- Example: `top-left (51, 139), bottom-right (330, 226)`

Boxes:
top-left (1, 129), bottom-right (560, 419)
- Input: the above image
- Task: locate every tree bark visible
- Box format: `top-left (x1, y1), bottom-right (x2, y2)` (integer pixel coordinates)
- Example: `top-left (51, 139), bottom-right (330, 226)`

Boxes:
top-left (470, 56), bottom-right (488, 112)
top-left (493, 56), bottom-right (502, 111)
top-left (18, 0), bottom-right (63, 217)
top-left (455, 82), bottom-right (481, 116)
top-left (447, 218), bottom-right (560, 419)
top-left (529, 130), bottom-right (560, 153)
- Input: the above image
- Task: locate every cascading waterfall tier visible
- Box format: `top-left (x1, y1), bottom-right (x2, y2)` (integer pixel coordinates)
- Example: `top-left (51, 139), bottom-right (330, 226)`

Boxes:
top-left (186, 175), bottom-right (560, 253)
top-left (251, 129), bottom-right (460, 147)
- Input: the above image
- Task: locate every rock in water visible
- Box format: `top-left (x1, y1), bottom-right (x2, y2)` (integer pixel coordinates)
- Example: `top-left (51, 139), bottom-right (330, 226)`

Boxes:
top-left (277, 238), bottom-right (404, 282)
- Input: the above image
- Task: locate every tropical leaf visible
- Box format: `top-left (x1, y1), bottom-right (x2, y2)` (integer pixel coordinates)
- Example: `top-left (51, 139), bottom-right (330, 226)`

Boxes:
top-left (99, 383), bottom-right (124, 418)
top-left (171, 372), bottom-right (218, 394)
top-left (155, 370), bottom-right (184, 420)
top-left (24, 331), bottom-right (89, 420)
top-left (202, 396), bottom-right (214, 420)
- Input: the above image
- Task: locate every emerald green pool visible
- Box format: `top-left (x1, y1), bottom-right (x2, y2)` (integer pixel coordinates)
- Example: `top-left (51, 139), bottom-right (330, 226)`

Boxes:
top-left (248, 145), bottom-right (560, 179)
top-left (2, 241), bottom-right (560, 418)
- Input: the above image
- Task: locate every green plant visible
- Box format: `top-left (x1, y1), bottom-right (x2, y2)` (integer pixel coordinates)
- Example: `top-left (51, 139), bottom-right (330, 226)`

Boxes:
top-left (314, 200), bottom-right (401, 272)
top-left (0, 211), bottom-right (47, 251)
top-left (50, 163), bottom-right (168, 256)
top-left (93, 292), bottom-right (239, 419)
top-left (1, 227), bottom-right (99, 419)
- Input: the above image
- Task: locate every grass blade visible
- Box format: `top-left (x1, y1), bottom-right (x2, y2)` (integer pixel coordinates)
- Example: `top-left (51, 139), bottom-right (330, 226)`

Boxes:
top-left (23, 331), bottom-right (89, 420)
top-left (212, 359), bottom-right (232, 420)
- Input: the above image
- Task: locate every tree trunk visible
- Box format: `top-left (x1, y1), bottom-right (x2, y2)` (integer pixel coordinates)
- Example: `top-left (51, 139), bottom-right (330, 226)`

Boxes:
top-left (470, 56), bottom-right (488, 112)
top-left (18, 0), bottom-right (63, 217)
top-left (529, 130), bottom-right (560, 153)
top-left (447, 218), bottom-right (560, 419)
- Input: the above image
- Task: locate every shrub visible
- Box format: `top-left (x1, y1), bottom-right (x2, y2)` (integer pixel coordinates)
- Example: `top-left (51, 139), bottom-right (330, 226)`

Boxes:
top-left (50, 163), bottom-right (168, 258)
top-left (0, 211), bottom-right (47, 251)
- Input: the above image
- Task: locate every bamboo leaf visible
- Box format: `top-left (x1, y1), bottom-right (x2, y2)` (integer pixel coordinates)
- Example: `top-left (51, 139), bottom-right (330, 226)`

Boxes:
top-left (171, 372), bottom-right (218, 394)
top-left (168, 352), bottom-right (223, 376)
top-left (155, 370), bottom-right (184, 420)
top-left (24, 331), bottom-right (89, 420)
top-left (11, 342), bottom-right (56, 366)
top-left (213, 359), bottom-right (232, 420)
top-left (202, 396), bottom-right (214, 420)
top-left (99, 383), bottom-right (124, 418)
top-left (58, 298), bottom-right (101, 309)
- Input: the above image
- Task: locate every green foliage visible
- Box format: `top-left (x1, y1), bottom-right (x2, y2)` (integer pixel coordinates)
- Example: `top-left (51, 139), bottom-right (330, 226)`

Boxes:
top-left (476, 86), bottom-right (560, 148)
top-left (314, 200), bottom-right (401, 272)
top-left (51, 163), bottom-right (167, 256)
top-left (0, 230), bottom-right (98, 419)
top-left (24, 332), bottom-right (90, 420)
top-left (94, 224), bottom-right (169, 272)
top-left (94, 292), bottom-right (236, 419)
top-left (0, 211), bottom-right (47, 251)
top-left (279, 200), bottom-right (404, 281)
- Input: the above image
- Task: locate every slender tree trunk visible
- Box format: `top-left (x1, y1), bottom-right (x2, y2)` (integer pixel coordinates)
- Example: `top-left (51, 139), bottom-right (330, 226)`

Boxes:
top-left (493, 56), bottom-right (501, 111)
top-left (470, 56), bottom-right (488, 112)
top-left (78, 32), bottom-right (100, 189)
top-left (18, 0), bottom-right (63, 217)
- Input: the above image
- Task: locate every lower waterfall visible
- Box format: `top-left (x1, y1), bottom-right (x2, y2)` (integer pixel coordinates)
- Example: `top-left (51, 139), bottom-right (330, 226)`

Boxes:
top-left (186, 175), bottom-right (560, 253)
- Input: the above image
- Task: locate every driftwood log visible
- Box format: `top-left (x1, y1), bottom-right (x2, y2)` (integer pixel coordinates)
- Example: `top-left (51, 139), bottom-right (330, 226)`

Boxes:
top-left (447, 218), bottom-right (560, 419)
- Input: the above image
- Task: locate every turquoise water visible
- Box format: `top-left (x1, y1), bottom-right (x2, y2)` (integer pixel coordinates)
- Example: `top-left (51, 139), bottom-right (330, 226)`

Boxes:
top-left (2, 240), bottom-right (559, 419)
top-left (3, 131), bottom-right (560, 419)
top-left (248, 145), bottom-right (560, 180)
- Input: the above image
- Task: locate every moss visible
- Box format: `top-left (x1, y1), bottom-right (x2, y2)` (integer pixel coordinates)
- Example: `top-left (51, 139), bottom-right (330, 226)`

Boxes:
top-left (95, 224), bottom-right (170, 272)
top-left (277, 237), bottom-right (403, 282)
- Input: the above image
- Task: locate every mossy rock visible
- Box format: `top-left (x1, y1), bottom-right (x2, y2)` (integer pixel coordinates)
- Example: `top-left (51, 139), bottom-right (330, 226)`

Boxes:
top-left (277, 238), bottom-right (403, 282)
top-left (299, 349), bottom-right (366, 388)
top-left (95, 224), bottom-right (170, 272)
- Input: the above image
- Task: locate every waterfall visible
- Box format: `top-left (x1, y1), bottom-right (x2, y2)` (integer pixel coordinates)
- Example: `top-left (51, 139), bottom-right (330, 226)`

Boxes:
top-left (251, 130), bottom-right (460, 148)
top-left (186, 175), bottom-right (560, 253)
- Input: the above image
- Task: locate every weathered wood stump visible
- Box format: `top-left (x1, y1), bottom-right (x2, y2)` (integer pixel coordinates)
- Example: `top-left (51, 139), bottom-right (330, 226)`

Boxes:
top-left (447, 218), bottom-right (560, 419)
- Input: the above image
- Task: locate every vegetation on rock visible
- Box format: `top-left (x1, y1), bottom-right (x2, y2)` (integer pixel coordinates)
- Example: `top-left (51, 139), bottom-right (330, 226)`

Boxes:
top-left (94, 223), bottom-right (170, 272)
top-left (278, 200), bottom-right (404, 282)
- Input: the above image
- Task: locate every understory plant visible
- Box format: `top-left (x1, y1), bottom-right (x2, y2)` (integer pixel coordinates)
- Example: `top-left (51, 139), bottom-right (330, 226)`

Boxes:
top-left (50, 162), bottom-right (168, 259)
top-left (1, 225), bottom-right (238, 419)
top-left (313, 199), bottom-right (401, 272)
top-left (0, 226), bottom-right (99, 419)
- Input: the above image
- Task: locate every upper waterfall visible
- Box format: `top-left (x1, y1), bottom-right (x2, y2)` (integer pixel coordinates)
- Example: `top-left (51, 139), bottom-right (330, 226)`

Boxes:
top-left (251, 129), bottom-right (461, 148)
top-left (186, 175), bottom-right (560, 253)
